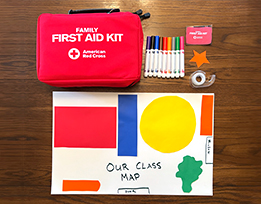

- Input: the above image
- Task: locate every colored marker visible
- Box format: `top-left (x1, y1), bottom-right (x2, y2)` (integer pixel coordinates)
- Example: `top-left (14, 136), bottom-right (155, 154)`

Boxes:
top-left (153, 36), bottom-right (160, 77)
top-left (162, 37), bottom-right (168, 78)
top-left (149, 36), bottom-right (155, 77)
top-left (144, 36), bottom-right (151, 78)
top-left (167, 37), bottom-right (172, 78)
top-left (158, 37), bottom-right (163, 78)
top-left (171, 37), bottom-right (176, 78)
top-left (180, 36), bottom-right (185, 77)
top-left (175, 37), bottom-right (180, 78)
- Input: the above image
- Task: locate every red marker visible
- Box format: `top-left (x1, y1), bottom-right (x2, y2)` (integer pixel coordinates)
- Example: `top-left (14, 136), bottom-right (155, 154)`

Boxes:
top-left (162, 37), bottom-right (168, 78)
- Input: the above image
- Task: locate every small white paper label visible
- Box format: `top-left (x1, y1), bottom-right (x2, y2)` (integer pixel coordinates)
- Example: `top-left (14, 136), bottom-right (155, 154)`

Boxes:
top-left (206, 137), bottom-right (213, 164)
top-left (117, 187), bottom-right (150, 194)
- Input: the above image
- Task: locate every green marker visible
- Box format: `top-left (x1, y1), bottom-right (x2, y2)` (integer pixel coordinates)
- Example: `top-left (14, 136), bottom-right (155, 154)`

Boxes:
top-left (175, 37), bottom-right (180, 78)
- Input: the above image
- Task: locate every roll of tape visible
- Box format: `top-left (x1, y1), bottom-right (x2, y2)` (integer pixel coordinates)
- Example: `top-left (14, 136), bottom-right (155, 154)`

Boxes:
top-left (191, 72), bottom-right (206, 86)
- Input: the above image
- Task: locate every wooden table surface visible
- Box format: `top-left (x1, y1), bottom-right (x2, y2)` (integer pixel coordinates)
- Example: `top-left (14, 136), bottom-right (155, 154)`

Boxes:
top-left (0, 0), bottom-right (260, 203)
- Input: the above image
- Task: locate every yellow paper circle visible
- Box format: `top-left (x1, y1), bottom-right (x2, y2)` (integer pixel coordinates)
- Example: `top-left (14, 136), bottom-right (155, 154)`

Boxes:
top-left (140, 96), bottom-right (196, 153)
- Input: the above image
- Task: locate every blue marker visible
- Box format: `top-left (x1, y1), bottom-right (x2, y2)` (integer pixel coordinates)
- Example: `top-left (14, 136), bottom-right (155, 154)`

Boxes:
top-left (158, 37), bottom-right (163, 78)
top-left (153, 36), bottom-right (160, 77)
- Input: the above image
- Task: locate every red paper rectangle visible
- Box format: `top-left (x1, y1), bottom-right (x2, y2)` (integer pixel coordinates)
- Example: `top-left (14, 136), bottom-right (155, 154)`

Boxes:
top-left (54, 107), bottom-right (116, 148)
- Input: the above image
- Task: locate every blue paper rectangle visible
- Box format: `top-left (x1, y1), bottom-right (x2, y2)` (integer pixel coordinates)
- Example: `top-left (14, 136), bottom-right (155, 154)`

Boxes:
top-left (118, 95), bottom-right (137, 156)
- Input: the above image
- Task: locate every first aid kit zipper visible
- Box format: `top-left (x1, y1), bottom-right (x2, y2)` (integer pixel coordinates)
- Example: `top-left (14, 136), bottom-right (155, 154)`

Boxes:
top-left (68, 8), bottom-right (150, 20)
top-left (68, 8), bottom-right (120, 14)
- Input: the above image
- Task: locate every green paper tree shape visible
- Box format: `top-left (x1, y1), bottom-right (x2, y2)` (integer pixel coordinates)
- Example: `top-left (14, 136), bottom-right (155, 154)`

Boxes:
top-left (176, 155), bottom-right (203, 193)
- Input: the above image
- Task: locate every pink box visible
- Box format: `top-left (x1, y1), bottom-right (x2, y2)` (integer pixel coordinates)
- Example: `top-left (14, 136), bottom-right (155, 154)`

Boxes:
top-left (186, 25), bottom-right (212, 45)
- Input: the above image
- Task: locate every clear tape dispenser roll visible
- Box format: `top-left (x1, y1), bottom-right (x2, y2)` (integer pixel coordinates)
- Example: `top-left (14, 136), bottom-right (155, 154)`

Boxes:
top-left (190, 70), bottom-right (215, 88)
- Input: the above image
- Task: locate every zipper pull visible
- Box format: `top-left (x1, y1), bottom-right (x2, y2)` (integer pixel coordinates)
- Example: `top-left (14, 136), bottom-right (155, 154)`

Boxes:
top-left (133, 9), bottom-right (143, 15)
top-left (132, 9), bottom-right (150, 20)
top-left (140, 12), bottom-right (150, 20)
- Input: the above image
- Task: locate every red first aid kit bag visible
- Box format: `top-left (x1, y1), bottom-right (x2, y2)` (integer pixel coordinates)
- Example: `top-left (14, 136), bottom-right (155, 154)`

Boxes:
top-left (37, 9), bottom-right (149, 87)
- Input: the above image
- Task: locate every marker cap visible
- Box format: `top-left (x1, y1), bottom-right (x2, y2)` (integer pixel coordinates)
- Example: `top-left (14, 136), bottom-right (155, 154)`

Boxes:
top-left (146, 36), bottom-right (151, 49)
top-left (155, 36), bottom-right (159, 49)
top-left (172, 37), bottom-right (175, 50)
top-left (151, 36), bottom-right (155, 49)
top-left (163, 37), bottom-right (168, 50)
top-left (159, 37), bottom-right (163, 50)
top-left (175, 37), bottom-right (180, 50)
top-left (180, 36), bottom-right (184, 50)
top-left (167, 37), bottom-right (172, 51)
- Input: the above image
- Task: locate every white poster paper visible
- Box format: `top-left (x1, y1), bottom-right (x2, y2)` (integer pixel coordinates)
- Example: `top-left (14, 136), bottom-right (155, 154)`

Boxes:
top-left (52, 92), bottom-right (214, 195)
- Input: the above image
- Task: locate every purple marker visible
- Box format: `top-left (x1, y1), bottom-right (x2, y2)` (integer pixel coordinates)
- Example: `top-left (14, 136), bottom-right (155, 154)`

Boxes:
top-left (144, 36), bottom-right (151, 78)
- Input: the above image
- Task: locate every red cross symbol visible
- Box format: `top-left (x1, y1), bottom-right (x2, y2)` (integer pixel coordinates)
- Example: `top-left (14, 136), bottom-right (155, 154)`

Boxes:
top-left (70, 50), bottom-right (78, 57)
top-left (68, 48), bottom-right (80, 60)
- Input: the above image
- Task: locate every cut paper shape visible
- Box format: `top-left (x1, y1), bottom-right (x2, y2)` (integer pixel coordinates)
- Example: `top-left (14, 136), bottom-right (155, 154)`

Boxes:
top-left (54, 107), bottom-right (116, 148)
top-left (200, 95), bottom-right (214, 135)
top-left (140, 96), bottom-right (196, 153)
top-left (205, 137), bottom-right (213, 164)
top-left (176, 156), bottom-right (203, 193)
top-left (117, 187), bottom-right (150, 194)
top-left (63, 180), bottom-right (101, 191)
top-left (118, 95), bottom-right (138, 156)
top-left (189, 50), bottom-right (210, 68)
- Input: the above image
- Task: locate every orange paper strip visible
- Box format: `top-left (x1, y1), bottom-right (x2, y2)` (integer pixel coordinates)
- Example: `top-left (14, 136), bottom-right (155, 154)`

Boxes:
top-left (63, 180), bottom-right (101, 192)
top-left (200, 95), bottom-right (214, 136)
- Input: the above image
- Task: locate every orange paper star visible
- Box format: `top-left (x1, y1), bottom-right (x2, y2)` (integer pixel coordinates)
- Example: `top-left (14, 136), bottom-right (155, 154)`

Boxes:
top-left (190, 50), bottom-right (210, 68)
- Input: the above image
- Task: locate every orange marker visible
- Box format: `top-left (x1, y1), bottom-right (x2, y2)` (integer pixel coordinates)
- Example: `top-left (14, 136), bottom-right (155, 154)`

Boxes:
top-left (167, 37), bottom-right (172, 78)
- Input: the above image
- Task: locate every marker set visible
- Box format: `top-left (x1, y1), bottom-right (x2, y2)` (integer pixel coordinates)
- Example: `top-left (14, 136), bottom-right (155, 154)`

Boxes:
top-left (144, 36), bottom-right (185, 79)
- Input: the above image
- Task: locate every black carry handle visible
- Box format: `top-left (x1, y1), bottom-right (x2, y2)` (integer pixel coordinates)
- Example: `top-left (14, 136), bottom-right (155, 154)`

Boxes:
top-left (68, 8), bottom-right (120, 14)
